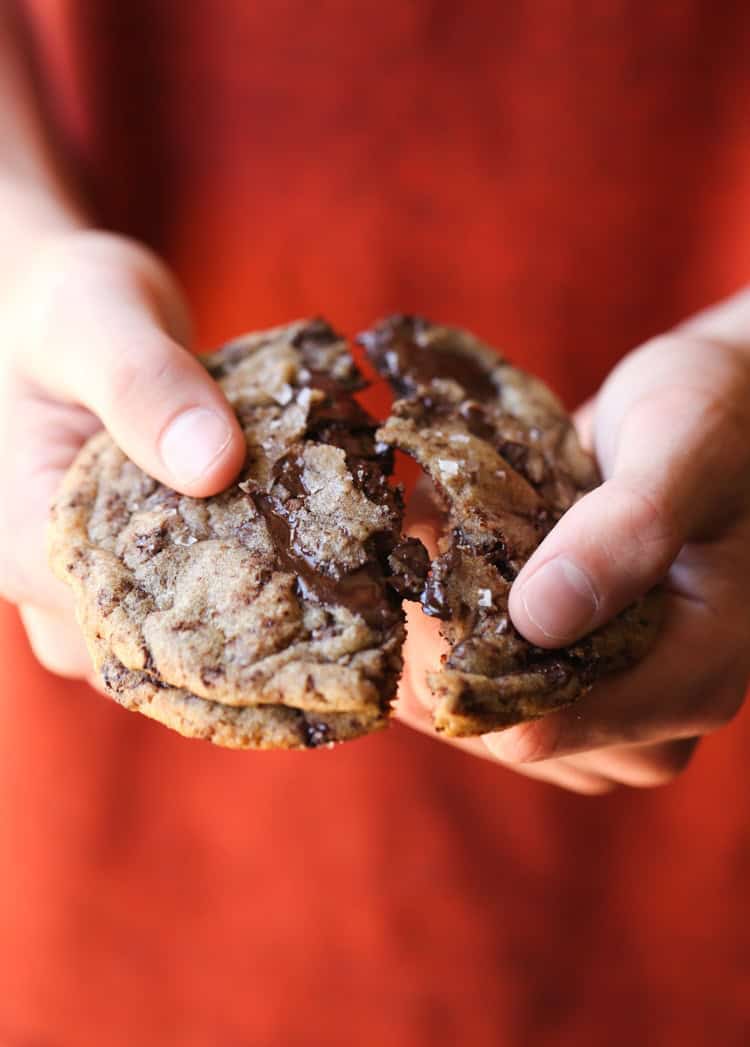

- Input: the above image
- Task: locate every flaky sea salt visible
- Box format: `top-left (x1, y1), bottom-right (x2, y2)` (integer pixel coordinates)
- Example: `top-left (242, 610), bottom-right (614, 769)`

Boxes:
top-left (437, 459), bottom-right (459, 478)
top-left (274, 383), bottom-right (294, 405)
top-left (297, 386), bottom-right (313, 409)
top-left (477, 588), bottom-right (493, 608)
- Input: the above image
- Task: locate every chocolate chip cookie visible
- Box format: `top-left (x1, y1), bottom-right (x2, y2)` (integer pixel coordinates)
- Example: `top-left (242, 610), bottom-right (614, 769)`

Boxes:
top-left (360, 315), bottom-right (662, 737)
top-left (49, 320), bottom-right (428, 749)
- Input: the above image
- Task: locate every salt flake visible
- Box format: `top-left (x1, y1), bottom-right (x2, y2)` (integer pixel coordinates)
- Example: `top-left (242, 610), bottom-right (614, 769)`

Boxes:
top-left (174, 534), bottom-right (198, 546)
top-left (477, 588), bottom-right (493, 608)
top-left (274, 383), bottom-right (294, 405)
top-left (437, 459), bottom-right (459, 478)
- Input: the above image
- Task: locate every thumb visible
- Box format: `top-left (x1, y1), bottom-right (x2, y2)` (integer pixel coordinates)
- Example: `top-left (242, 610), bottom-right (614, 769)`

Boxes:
top-left (17, 232), bottom-right (245, 496)
top-left (508, 326), bottom-right (750, 647)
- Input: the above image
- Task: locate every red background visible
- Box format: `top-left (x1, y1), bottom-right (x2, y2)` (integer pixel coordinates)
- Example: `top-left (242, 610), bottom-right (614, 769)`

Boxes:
top-left (2, 2), bottom-right (750, 1044)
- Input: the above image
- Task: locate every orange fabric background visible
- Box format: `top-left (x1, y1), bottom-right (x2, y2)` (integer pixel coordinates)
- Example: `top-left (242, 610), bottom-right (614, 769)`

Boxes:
top-left (2, 2), bottom-right (750, 1044)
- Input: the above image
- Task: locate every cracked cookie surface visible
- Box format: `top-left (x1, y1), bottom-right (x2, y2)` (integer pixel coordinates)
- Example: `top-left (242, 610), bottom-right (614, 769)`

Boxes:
top-left (360, 315), bottom-right (662, 737)
top-left (49, 320), bottom-right (427, 748)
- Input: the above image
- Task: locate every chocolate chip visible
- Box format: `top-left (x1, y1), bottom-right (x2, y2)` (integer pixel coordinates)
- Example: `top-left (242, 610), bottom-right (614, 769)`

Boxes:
top-left (387, 537), bottom-right (430, 600)
top-left (359, 314), bottom-right (497, 400)
top-left (459, 400), bottom-right (495, 439)
top-left (247, 490), bottom-right (400, 631)
top-left (303, 719), bottom-right (331, 748)
top-left (498, 440), bottom-right (547, 485)
top-left (200, 667), bottom-right (224, 687)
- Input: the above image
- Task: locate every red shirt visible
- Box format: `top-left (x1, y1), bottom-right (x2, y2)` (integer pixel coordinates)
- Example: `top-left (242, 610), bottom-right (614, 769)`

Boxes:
top-left (3, 3), bottom-right (750, 1044)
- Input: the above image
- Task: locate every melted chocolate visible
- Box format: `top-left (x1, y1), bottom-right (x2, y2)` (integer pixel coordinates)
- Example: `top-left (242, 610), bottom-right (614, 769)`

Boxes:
top-left (245, 319), bottom-right (432, 629)
top-left (290, 318), bottom-right (339, 353)
top-left (498, 440), bottom-right (547, 486)
top-left (303, 718), bottom-right (332, 748)
top-left (271, 440), bottom-right (393, 510)
top-left (306, 395), bottom-right (393, 472)
top-left (249, 491), bottom-right (399, 630)
top-left (270, 452), bottom-right (307, 499)
top-left (307, 395), bottom-right (374, 431)
top-left (459, 400), bottom-right (496, 440)
top-left (359, 314), bottom-right (497, 400)
top-left (419, 543), bottom-right (462, 620)
top-left (292, 319), bottom-right (366, 392)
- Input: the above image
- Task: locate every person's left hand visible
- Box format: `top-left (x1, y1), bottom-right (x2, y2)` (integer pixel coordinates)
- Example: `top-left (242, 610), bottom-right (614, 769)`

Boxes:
top-left (397, 290), bottom-right (750, 793)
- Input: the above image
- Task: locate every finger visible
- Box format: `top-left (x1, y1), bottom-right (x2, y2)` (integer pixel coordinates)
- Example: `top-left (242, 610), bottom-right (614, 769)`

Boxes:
top-left (19, 603), bottom-right (92, 679)
top-left (484, 586), bottom-right (746, 763)
top-left (395, 685), bottom-right (615, 794)
top-left (559, 737), bottom-right (699, 789)
top-left (15, 232), bottom-right (246, 496)
top-left (509, 332), bottom-right (750, 647)
top-left (572, 396), bottom-right (595, 452)
top-left (678, 285), bottom-right (750, 348)
top-left (396, 605), bottom-right (615, 794)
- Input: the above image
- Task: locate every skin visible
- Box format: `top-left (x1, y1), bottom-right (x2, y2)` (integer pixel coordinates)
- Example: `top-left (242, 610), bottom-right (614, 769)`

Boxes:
top-left (1, 12), bottom-right (749, 792)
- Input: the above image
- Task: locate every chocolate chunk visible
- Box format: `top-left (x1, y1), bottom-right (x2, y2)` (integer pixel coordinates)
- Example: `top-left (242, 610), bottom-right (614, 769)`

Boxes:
top-left (386, 537), bottom-right (430, 600)
top-left (359, 314), bottom-right (498, 400)
top-left (459, 400), bottom-right (496, 440)
top-left (271, 451), bottom-right (307, 499)
top-left (303, 719), bottom-right (332, 748)
top-left (248, 490), bottom-right (400, 631)
top-left (306, 395), bottom-right (393, 472)
top-left (293, 318), bottom-right (366, 392)
top-left (498, 440), bottom-right (547, 486)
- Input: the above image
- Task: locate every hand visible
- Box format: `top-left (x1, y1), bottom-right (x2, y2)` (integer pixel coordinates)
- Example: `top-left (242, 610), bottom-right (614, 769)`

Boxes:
top-left (0, 230), bottom-right (246, 683)
top-left (398, 290), bottom-right (750, 792)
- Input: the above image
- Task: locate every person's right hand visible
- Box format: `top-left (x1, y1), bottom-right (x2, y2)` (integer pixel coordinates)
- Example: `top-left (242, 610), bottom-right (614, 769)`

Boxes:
top-left (0, 230), bottom-right (246, 684)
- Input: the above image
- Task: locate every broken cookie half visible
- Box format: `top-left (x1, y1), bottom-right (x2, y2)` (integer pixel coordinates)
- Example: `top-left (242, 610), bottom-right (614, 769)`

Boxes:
top-left (359, 315), bottom-right (662, 738)
top-left (49, 320), bottom-right (428, 750)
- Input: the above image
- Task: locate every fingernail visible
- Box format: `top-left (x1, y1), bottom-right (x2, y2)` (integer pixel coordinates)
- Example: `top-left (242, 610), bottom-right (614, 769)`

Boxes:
top-left (519, 556), bottom-right (599, 641)
top-left (159, 407), bottom-right (232, 485)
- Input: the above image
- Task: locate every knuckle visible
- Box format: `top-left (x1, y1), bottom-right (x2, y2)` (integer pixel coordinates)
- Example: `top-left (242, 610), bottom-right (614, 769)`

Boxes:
top-left (620, 737), bottom-right (695, 787)
top-left (485, 716), bottom-right (563, 764)
top-left (608, 478), bottom-right (679, 576)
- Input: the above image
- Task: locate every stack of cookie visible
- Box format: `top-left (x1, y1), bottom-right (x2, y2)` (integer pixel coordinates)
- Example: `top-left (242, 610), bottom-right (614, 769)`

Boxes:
top-left (50, 317), bottom-right (660, 749)
top-left (49, 320), bottom-right (428, 749)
